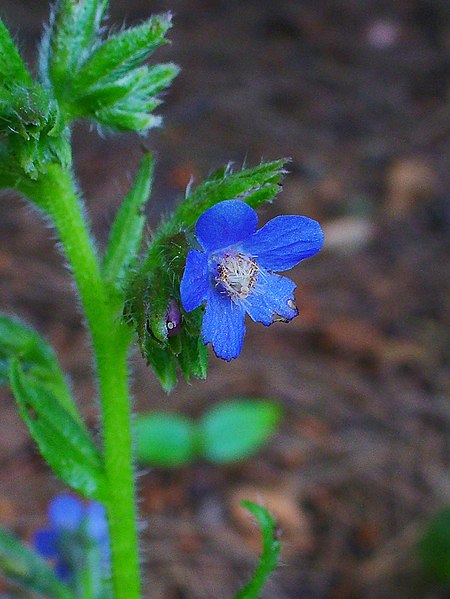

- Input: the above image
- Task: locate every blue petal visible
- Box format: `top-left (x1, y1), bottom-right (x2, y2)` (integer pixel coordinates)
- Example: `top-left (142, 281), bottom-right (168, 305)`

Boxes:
top-left (84, 502), bottom-right (108, 542)
top-left (195, 200), bottom-right (258, 252)
top-left (245, 272), bottom-right (298, 326)
top-left (180, 250), bottom-right (209, 312)
top-left (55, 560), bottom-right (72, 582)
top-left (242, 216), bottom-right (324, 272)
top-left (202, 288), bottom-right (246, 361)
top-left (48, 494), bottom-right (83, 532)
top-left (33, 529), bottom-right (59, 559)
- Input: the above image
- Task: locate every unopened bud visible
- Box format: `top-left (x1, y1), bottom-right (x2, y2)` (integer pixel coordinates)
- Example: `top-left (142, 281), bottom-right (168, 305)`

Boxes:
top-left (166, 299), bottom-right (182, 337)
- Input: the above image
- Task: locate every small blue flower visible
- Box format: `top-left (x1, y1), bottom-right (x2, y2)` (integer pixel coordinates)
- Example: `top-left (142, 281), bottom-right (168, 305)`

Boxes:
top-left (180, 199), bottom-right (324, 361)
top-left (34, 494), bottom-right (110, 583)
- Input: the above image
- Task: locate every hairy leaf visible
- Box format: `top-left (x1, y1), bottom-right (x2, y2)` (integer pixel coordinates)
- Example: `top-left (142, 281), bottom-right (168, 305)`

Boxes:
top-left (75, 15), bottom-right (172, 90)
top-left (102, 151), bottom-right (154, 288)
top-left (234, 501), bottom-right (281, 599)
top-left (9, 360), bottom-right (106, 501)
top-left (0, 313), bottom-right (77, 419)
top-left (0, 527), bottom-right (74, 598)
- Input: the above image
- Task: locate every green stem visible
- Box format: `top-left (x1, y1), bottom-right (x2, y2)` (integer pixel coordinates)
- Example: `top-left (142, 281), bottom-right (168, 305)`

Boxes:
top-left (20, 164), bottom-right (141, 599)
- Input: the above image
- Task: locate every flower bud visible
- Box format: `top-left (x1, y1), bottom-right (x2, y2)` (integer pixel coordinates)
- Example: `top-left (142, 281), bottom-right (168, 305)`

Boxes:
top-left (166, 299), bottom-right (182, 337)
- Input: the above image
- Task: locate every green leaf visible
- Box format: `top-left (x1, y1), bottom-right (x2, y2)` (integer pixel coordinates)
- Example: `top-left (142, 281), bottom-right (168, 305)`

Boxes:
top-left (418, 506), bottom-right (450, 584)
top-left (9, 360), bottom-right (106, 501)
top-left (134, 412), bottom-right (197, 467)
top-left (102, 151), bottom-right (154, 288)
top-left (0, 314), bottom-right (77, 420)
top-left (234, 501), bottom-right (281, 599)
top-left (0, 526), bottom-right (74, 598)
top-left (0, 19), bottom-right (32, 86)
top-left (75, 15), bottom-right (172, 90)
top-left (199, 399), bottom-right (281, 464)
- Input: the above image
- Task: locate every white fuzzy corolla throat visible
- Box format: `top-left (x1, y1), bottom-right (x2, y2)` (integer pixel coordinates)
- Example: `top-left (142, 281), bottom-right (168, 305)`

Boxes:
top-left (215, 252), bottom-right (259, 301)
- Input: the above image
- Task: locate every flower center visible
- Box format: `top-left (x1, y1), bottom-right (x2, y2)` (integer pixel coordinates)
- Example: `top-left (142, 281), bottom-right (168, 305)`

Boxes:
top-left (216, 252), bottom-right (259, 301)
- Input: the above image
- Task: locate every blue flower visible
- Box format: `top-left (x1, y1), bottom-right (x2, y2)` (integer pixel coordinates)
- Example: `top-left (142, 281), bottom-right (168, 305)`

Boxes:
top-left (180, 200), bottom-right (324, 361)
top-left (33, 494), bottom-right (110, 582)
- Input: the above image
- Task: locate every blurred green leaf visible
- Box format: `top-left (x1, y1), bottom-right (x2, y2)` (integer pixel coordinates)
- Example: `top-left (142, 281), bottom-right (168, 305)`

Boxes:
top-left (136, 399), bottom-right (281, 467)
top-left (0, 526), bottom-right (74, 598)
top-left (0, 313), bottom-right (77, 420)
top-left (199, 399), bottom-right (282, 464)
top-left (418, 506), bottom-right (450, 584)
top-left (102, 151), bottom-right (154, 289)
top-left (234, 501), bottom-right (281, 599)
top-left (134, 412), bottom-right (197, 467)
top-left (9, 360), bottom-right (106, 501)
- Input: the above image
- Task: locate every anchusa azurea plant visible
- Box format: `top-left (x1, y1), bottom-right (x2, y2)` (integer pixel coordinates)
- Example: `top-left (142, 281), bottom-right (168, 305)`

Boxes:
top-left (0, 2), bottom-right (323, 598)
top-left (34, 494), bottom-right (110, 594)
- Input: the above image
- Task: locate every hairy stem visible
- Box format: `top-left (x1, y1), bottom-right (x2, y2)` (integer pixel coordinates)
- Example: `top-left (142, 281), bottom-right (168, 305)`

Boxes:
top-left (20, 165), bottom-right (141, 599)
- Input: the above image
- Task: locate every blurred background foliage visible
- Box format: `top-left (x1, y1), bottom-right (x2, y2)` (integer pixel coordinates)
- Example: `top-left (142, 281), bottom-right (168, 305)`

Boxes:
top-left (0, 1), bottom-right (449, 598)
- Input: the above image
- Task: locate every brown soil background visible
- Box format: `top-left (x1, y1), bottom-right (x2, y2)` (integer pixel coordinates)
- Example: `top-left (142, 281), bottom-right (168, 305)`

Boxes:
top-left (1, 1), bottom-right (449, 598)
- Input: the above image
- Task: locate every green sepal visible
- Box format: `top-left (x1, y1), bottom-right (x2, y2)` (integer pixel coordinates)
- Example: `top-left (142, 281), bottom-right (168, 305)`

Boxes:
top-left (74, 15), bottom-right (172, 89)
top-left (0, 84), bottom-right (70, 180)
top-left (75, 63), bottom-right (178, 118)
top-left (74, 68), bottom-right (149, 113)
top-left (39, 5), bottom-right (177, 133)
top-left (176, 309), bottom-right (208, 382)
top-left (102, 151), bottom-right (154, 290)
top-left (0, 527), bottom-right (74, 599)
top-left (124, 228), bottom-right (207, 390)
top-left (93, 109), bottom-right (161, 133)
top-left (0, 313), bottom-right (78, 420)
top-left (234, 501), bottom-right (281, 599)
top-left (143, 337), bottom-right (178, 393)
top-left (0, 19), bottom-right (32, 86)
top-left (40, 0), bottom-right (109, 93)
top-left (9, 360), bottom-right (106, 501)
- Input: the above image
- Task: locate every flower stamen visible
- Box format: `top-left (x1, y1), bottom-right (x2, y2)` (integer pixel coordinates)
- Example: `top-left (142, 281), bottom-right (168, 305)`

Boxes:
top-left (216, 252), bottom-right (259, 302)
